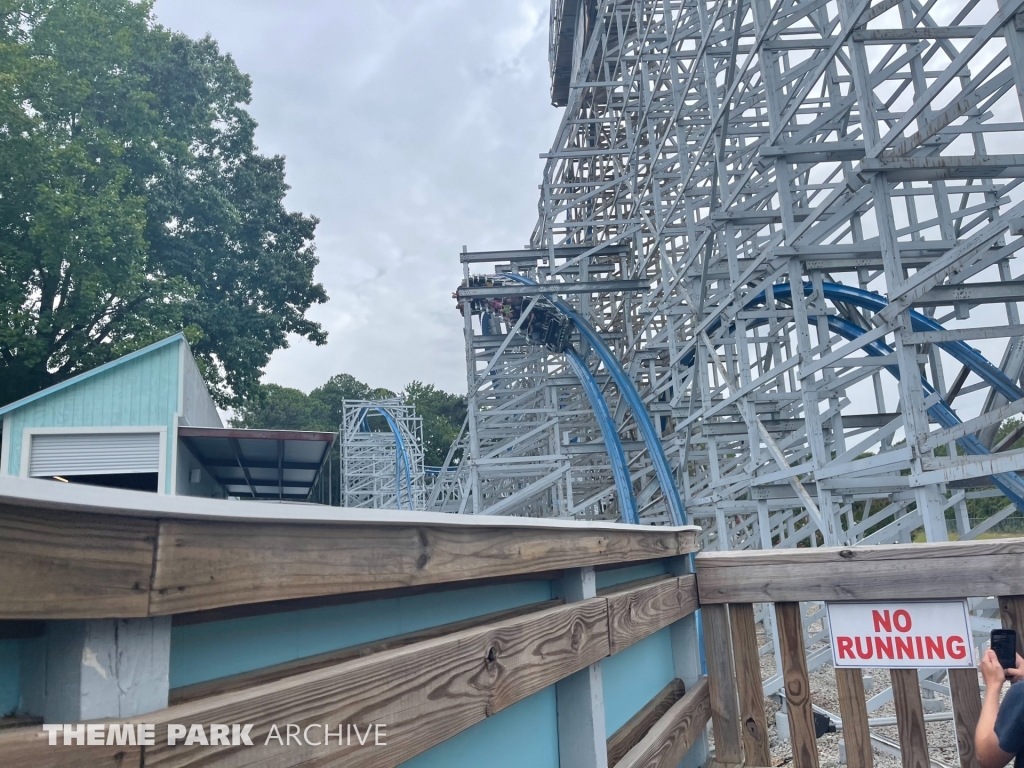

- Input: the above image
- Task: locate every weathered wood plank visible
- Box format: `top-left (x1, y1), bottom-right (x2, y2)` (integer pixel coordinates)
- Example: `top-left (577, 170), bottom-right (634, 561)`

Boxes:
top-left (729, 603), bottom-right (770, 767)
top-left (606, 575), bottom-right (699, 655)
top-left (948, 668), bottom-right (982, 768)
top-left (703, 604), bottom-right (743, 765)
top-left (0, 505), bottom-right (156, 619)
top-left (607, 679), bottom-right (686, 766)
top-left (890, 668), bottom-right (929, 768)
top-left (613, 677), bottom-right (711, 768)
top-left (835, 668), bottom-right (872, 768)
top-left (0, 726), bottom-right (141, 768)
top-left (169, 598), bottom-right (563, 704)
top-left (142, 599), bottom-right (610, 768)
top-left (999, 595), bottom-right (1024, 657)
top-left (696, 540), bottom-right (1024, 603)
top-left (775, 602), bottom-right (819, 768)
top-left (151, 519), bottom-right (696, 615)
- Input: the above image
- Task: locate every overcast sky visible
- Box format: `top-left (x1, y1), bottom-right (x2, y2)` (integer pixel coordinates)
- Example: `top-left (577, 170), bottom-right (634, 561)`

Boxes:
top-left (153, 0), bottom-right (560, 395)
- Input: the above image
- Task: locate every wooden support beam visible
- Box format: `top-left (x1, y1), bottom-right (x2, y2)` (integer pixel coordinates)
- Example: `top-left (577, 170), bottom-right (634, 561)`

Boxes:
top-left (607, 679), bottom-right (687, 766)
top-left (999, 595), bottom-right (1024, 657)
top-left (0, 505), bottom-right (156, 619)
top-left (835, 668), bottom-right (872, 768)
top-left (696, 540), bottom-right (1024, 603)
top-left (729, 603), bottom-right (770, 767)
top-left (703, 604), bottom-right (743, 765)
top-left (948, 668), bottom-right (982, 768)
top-left (775, 602), bottom-right (819, 768)
top-left (143, 599), bottom-right (610, 768)
top-left (228, 436), bottom-right (258, 498)
top-left (605, 575), bottom-right (699, 655)
top-left (890, 669), bottom-right (929, 768)
top-left (613, 677), bottom-right (711, 768)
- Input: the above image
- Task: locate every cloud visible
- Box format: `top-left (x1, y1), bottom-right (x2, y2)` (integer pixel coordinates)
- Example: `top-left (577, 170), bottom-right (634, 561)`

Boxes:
top-left (153, 0), bottom-right (560, 394)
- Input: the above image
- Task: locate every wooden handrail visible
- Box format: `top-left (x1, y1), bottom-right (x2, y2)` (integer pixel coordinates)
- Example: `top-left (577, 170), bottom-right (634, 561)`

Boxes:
top-left (695, 538), bottom-right (1024, 603)
top-left (0, 502), bottom-right (698, 619)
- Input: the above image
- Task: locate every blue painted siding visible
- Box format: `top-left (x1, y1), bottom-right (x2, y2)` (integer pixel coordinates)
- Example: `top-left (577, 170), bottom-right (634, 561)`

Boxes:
top-left (2, 340), bottom-right (181, 493)
top-left (399, 686), bottom-right (559, 768)
top-left (170, 580), bottom-right (553, 689)
top-left (0, 639), bottom-right (19, 716)
top-left (602, 627), bottom-right (676, 733)
top-left (595, 561), bottom-right (668, 590)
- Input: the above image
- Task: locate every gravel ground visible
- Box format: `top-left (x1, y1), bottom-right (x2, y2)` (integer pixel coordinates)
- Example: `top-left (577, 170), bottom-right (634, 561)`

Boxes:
top-left (710, 615), bottom-right (981, 768)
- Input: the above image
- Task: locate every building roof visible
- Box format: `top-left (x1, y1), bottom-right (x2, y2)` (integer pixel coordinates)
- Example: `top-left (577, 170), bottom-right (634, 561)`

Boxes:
top-left (178, 427), bottom-right (335, 501)
top-left (0, 334), bottom-right (187, 417)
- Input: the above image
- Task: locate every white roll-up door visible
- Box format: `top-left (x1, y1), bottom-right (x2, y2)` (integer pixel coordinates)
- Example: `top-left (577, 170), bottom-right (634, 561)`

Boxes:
top-left (28, 432), bottom-right (161, 477)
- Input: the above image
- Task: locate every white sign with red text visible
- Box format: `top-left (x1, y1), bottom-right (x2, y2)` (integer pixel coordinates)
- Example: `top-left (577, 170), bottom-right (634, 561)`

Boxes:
top-left (827, 600), bottom-right (976, 669)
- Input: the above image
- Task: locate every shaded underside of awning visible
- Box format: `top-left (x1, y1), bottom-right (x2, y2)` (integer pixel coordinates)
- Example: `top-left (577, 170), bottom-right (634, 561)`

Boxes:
top-left (178, 427), bottom-right (334, 500)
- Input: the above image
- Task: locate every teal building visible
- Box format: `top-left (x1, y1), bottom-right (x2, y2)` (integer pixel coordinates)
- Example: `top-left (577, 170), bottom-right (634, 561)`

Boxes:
top-left (0, 334), bottom-right (224, 496)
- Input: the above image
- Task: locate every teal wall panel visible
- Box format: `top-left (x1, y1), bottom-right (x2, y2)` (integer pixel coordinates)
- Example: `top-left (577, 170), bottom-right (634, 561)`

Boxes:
top-left (602, 627), bottom-right (676, 734)
top-left (3, 340), bottom-right (181, 493)
top-left (398, 685), bottom-right (559, 768)
top-left (0, 639), bottom-right (19, 716)
top-left (595, 560), bottom-right (668, 590)
top-left (170, 580), bottom-right (553, 689)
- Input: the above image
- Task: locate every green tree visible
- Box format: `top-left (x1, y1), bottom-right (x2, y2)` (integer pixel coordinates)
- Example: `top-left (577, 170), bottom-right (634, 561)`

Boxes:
top-left (403, 381), bottom-right (467, 466)
top-left (0, 0), bottom-right (327, 408)
top-left (231, 375), bottom-right (466, 469)
top-left (311, 374), bottom-right (396, 431)
top-left (230, 383), bottom-right (327, 432)
top-left (964, 417), bottom-right (1024, 529)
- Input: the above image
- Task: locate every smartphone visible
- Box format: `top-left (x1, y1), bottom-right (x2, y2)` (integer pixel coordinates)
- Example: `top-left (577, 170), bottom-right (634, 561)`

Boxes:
top-left (992, 629), bottom-right (1018, 669)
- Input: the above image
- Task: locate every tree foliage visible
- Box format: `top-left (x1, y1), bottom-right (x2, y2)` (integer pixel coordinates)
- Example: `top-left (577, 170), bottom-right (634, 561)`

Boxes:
top-left (0, 0), bottom-right (327, 408)
top-left (232, 375), bottom-right (467, 467)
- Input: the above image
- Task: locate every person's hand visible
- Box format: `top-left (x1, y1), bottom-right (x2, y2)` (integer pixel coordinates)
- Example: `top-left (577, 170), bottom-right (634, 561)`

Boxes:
top-left (1006, 653), bottom-right (1024, 684)
top-left (981, 649), bottom-right (1008, 690)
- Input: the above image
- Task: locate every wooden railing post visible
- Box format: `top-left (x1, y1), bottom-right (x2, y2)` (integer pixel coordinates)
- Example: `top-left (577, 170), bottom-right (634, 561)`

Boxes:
top-left (703, 603), bottom-right (744, 766)
top-left (835, 669), bottom-right (872, 768)
top-left (775, 602), bottom-right (819, 768)
top-left (729, 603), bottom-right (771, 766)
top-left (948, 668), bottom-right (982, 768)
top-left (889, 668), bottom-right (929, 768)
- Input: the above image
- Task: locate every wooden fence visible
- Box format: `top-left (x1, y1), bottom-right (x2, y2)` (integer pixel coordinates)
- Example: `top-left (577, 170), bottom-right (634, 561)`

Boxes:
top-left (6, 488), bottom-right (1020, 768)
top-left (696, 539), bottom-right (1024, 768)
top-left (0, 494), bottom-right (708, 768)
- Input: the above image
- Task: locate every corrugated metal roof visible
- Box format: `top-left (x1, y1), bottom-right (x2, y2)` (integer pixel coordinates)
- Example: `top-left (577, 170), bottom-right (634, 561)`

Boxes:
top-left (0, 334), bottom-right (186, 417)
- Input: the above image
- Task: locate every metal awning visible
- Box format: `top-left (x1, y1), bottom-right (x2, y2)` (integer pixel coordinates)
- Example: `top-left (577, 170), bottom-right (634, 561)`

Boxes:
top-left (178, 427), bottom-right (334, 501)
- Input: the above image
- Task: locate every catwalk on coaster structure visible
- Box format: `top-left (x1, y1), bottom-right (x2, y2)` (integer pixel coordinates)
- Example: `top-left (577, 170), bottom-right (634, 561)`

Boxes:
top-left (439, 0), bottom-right (1024, 549)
